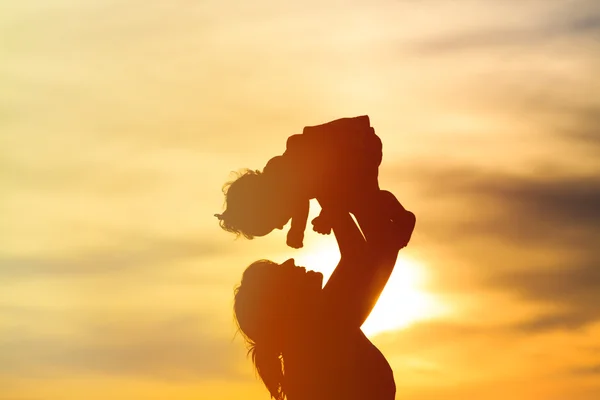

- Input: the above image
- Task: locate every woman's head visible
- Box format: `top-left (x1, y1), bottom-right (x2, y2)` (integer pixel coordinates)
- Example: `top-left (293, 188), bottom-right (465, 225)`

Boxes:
top-left (234, 258), bottom-right (323, 400)
top-left (215, 169), bottom-right (292, 239)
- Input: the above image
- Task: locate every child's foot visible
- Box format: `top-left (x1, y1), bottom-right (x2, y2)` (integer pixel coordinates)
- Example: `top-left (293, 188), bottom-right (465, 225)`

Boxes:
top-left (311, 215), bottom-right (332, 235)
top-left (286, 230), bottom-right (304, 249)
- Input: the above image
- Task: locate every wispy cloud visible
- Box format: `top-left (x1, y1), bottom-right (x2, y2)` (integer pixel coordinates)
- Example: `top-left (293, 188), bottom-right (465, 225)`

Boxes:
top-left (423, 170), bottom-right (600, 242)
top-left (0, 313), bottom-right (244, 381)
top-left (570, 363), bottom-right (600, 376)
top-left (408, 0), bottom-right (600, 54)
top-left (0, 235), bottom-right (223, 279)
top-left (409, 164), bottom-right (600, 329)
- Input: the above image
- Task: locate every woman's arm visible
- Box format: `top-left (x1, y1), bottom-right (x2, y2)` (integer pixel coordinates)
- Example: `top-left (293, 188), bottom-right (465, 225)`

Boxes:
top-left (321, 209), bottom-right (400, 329)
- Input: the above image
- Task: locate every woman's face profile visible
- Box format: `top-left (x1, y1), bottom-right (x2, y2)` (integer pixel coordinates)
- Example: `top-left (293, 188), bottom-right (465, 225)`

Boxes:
top-left (236, 258), bottom-right (323, 338)
top-left (279, 258), bottom-right (324, 294)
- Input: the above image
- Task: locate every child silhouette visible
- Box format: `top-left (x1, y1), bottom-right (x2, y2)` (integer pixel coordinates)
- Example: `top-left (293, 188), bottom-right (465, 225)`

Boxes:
top-left (215, 115), bottom-right (415, 249)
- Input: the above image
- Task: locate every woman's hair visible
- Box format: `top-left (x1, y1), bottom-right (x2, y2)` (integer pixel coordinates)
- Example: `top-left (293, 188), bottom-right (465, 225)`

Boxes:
top-left (234, 260), bottom-right (287, 400)
top-left (215, 169), bottom-right (264, 239)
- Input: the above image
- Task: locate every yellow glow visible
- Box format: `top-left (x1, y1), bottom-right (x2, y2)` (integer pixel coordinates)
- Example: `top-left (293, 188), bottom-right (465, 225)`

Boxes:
top-left (290, 245), bottom-right (448, 336)
top-left (361, 257), bottom-right (448, 336)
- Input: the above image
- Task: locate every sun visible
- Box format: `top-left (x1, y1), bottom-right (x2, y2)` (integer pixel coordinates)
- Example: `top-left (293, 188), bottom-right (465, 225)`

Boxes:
top-left (288, 243), bottom-right (448, 337)
top-left (360, 257), bottom-right (447, 336)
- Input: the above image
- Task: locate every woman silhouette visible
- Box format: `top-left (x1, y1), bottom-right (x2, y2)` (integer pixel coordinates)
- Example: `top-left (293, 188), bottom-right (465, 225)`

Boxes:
top-left (234, 207), bottom-right (403, 400)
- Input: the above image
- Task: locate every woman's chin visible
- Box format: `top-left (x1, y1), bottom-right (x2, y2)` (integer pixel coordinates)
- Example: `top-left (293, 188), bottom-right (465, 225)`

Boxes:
top-left (307, 271), bottom-right (324, 288)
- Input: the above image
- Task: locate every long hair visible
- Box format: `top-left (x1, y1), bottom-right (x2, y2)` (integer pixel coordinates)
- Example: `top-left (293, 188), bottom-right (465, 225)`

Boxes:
top-left (233, 261), bottom-right (286, 400)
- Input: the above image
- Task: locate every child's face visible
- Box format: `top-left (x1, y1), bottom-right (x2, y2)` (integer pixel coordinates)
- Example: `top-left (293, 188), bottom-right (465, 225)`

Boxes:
top-left (248, 202), bottom-right (293, 237)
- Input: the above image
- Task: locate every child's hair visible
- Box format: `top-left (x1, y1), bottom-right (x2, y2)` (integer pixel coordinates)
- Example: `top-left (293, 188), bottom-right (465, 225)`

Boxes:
top-left (215, 169), bottom-right (264, 239)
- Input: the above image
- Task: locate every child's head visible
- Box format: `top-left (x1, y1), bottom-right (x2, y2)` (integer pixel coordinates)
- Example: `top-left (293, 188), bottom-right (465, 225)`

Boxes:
top-left (215, 169), bottom-right (293, 239)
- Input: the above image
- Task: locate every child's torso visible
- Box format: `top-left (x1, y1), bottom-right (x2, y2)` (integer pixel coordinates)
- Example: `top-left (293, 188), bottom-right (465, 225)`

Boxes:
top-left (282, 126), bottom-right (382, 200)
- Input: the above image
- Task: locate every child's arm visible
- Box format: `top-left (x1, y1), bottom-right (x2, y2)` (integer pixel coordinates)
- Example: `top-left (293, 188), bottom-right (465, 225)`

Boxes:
top-left (286, 200), bottom-right (310, 249)
top-left (311, 195), bottom-right (338, 235)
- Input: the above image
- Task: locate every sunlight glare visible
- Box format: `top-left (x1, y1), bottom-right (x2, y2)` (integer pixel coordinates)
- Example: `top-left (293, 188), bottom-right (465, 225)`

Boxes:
top-left (289, 244), bottom-right (448, 337)
top-left (361, 257), bottom-right (447, 336)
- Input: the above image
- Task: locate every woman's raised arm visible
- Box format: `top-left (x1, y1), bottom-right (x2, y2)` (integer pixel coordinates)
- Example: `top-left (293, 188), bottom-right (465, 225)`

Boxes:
top-left (322, 209), bottom-right (401, 329)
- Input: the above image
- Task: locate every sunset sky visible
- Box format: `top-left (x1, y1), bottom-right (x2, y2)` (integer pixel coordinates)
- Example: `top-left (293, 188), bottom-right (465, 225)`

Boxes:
top-left (2, 0), bottom-right (599, 399)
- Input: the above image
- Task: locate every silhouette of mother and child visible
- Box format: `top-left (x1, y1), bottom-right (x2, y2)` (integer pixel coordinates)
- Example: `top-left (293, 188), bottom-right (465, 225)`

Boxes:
top-left (215, 115), bottom-right (416, 400)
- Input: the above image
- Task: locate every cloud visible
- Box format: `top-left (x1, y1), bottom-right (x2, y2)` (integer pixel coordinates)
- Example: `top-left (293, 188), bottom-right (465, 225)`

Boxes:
top-left (410, 164), bottom-right (600, 332)
top-left (376, 320), bottom-right (511, 349)
top-left (409, 1), bottom-right (600, 54)
top-left (416, 167), bottom-right (600, 245)
top-left (570, 363), bottom-right (600, 376)
top-left (515, 311), bottom-right (594, 332)
top-left (497, 255), bottom-right (600, 331)
top-left (0, 155), bottom-right (164, 194)
top-left (0, 235), bottom-right (223, 279)
top-left (559, 106), bottom-right (600, 152)
top-left (0, 313), bottom-right (244, 381)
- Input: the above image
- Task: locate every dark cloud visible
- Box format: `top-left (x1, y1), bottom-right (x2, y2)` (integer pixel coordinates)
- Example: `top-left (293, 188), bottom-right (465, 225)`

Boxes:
top-left (570, 363), bottom-right (600, 376)
top-left (514, 311), bottom-right (593, 332)
top-left (559, 106), bottom-right (600, 152)
top-left (409, 1), bottom-right (600, 54)
top-left (496, 260), bottom-right (600, 307)
top-left (0, 314), bottom-right (243, 381)
top-left (412, 165), bottom-right (600, 332)
top-left (0, 235), bottom-right (223, 279)
top-left (417, 168), bottom-right (600, 244)
top-left (497, 255), bottom-right (600, 331)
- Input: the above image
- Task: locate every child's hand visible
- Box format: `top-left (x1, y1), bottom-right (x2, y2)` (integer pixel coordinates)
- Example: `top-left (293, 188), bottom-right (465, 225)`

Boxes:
top-left (286, 229), bottom-right (304, 249)
top-left (311, 215), bottom-right (332, 235)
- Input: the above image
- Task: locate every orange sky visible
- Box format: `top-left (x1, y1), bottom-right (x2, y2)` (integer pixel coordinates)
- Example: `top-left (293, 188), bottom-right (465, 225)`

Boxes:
top-left (2, 1), bottom-right (600, 399)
